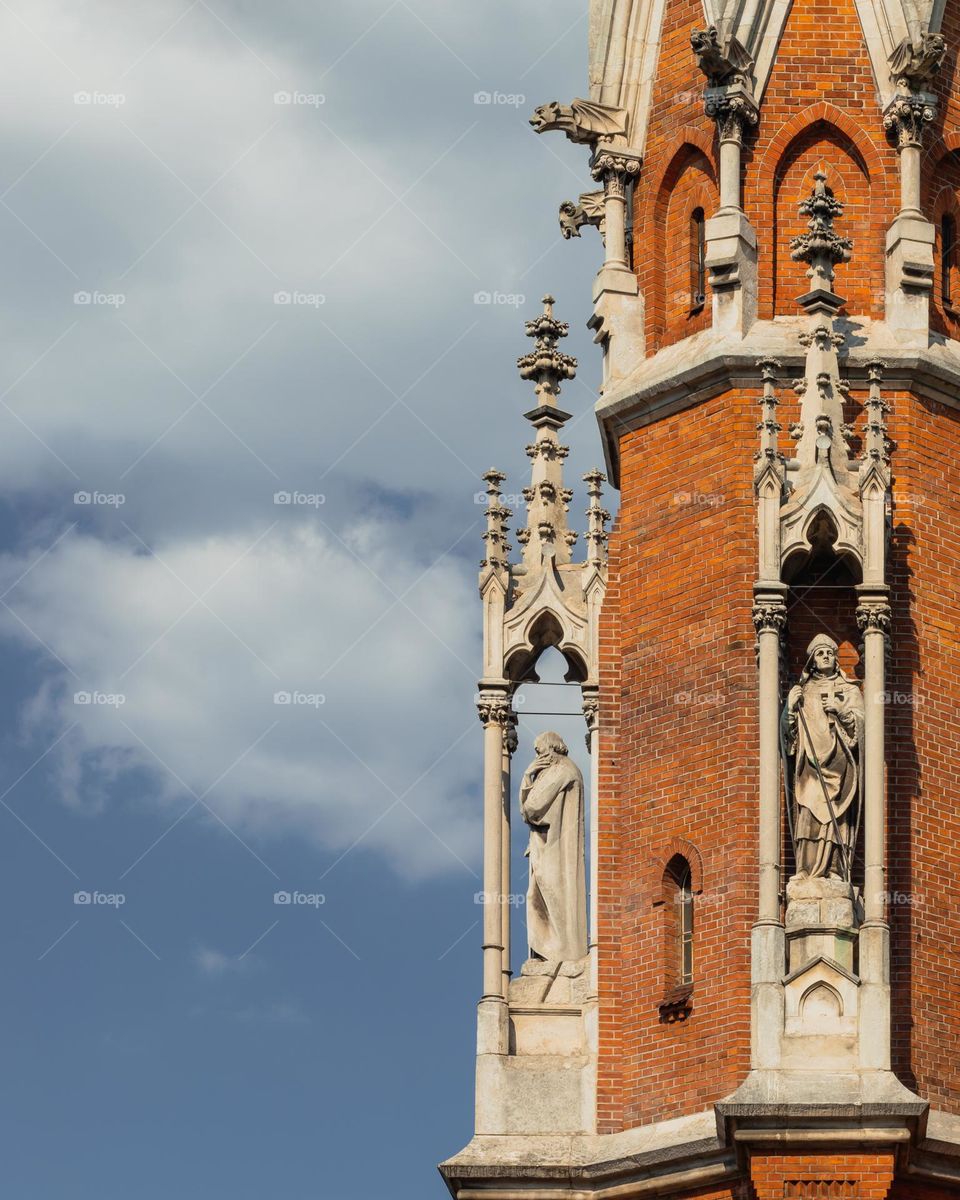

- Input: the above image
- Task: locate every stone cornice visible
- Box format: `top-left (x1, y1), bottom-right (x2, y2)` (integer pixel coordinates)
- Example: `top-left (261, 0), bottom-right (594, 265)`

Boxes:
top-left (594, 321), bottom-right (960, 487)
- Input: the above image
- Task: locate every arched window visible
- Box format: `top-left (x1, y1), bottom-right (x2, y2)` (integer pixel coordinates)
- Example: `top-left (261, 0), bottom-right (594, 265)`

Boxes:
top-left (942, 213), bottom-right (957, 310)
top-left (659, 854), bottom-right (695, 1021)
top-left (689, 207), bottom-right (706, 312)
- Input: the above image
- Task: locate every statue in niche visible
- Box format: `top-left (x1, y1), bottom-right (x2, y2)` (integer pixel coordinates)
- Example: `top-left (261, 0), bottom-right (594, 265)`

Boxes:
top-left (520, 731), bottom-right (587, 968)
top-left (781, 634), bottom-right (864, 881)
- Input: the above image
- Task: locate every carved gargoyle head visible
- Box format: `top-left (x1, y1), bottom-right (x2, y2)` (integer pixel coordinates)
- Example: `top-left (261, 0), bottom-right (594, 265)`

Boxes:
top-left (888, 32), bottom-right (947, 91)
top-left (529, 101), bottom-right (567, 134)
top-left (691, 25), bottom-right (754, 87)
top-left (558, 200), bottom-right (581, 239)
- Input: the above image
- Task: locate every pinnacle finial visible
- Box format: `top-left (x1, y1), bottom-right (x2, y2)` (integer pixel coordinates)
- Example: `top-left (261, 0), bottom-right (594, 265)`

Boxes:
top-left (517, 294), bottom-right (577, 403)
top-left (789, 169), bottom-right (852, 313)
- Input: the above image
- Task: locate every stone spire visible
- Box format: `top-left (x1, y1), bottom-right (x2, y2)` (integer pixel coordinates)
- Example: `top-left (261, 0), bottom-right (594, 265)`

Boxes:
top-left (516, 296), bottom-right (579, 571)
top-left (583, 468), bottom-right (610, 568)
top-left (780, 171), bottom-right (861, 565)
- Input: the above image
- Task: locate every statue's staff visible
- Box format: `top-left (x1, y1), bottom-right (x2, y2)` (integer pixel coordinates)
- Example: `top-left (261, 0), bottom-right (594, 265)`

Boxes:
top-left (794, 693), bottom-right (853, 882)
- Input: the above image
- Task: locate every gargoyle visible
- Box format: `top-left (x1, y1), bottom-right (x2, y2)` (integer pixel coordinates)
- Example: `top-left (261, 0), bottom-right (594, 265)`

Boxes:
top-left (690, 26), bottom-right (754, 88)
top-left (558, 191), bottom-right (605, 240)
top-left (529, 98), bottom-right (628, 145)
top-left (888, 32), bottom-right (947, 91)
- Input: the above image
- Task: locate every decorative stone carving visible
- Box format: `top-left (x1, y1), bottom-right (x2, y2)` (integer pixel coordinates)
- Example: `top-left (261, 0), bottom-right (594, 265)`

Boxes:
top-left (781, 635), bottom-right (864, 882)
top-left (752, 599), bottom-right (787, 634)
top-left (589, 149), bottom-right (641, 196)
top-left (528, 98), bottom-right (628, 145)
top-left (559, 190), bottom-right (605, 240)
top-left (705, 88), bottom-right (759, 143)
top-left (887, 32), bottom-right (947, 92)
top-left (883, 93), bottom-right (937, 149)
top-left (517, 295), bottom-right (577, 403)
top-left (690, 26), bottom-right (753, 87)
top-left (790, 172), bottom-right (852, 300)
top-left (476, 692), bottom-right (514, 727)
top-left (856, 601), bottom-right (892, 636)
top-left (519, 732), bottom-right (587, 968)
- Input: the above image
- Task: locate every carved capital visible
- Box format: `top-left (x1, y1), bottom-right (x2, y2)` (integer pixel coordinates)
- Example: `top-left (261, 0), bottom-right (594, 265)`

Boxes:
top-left (477, 692), bottom-right (513, 727)
top-left (752, 599), bottom-right (787, 635)
top-left (590, 150), bottom-right (641, 199)
top-left (883, 93), bottom-right (937, 149)
top-left (856, 602), bottom-right (892, 635)
top-left (704, 89), bottom-right (758, 144)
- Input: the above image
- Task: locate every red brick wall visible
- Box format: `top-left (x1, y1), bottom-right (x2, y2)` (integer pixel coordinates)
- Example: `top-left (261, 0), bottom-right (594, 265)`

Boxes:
top-left (597, 390), bottom-right (757, 1130)
top-left (885, 389), bottom-right (960, 1111)
top-left (750, 1152), bottom-right (895, 1200)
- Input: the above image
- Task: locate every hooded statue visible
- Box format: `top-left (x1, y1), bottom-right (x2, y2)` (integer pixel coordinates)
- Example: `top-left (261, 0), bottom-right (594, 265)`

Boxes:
top-left (519, 731), bottom-right (587, 965)
top-left (781, 634), bottom-right (864, 880)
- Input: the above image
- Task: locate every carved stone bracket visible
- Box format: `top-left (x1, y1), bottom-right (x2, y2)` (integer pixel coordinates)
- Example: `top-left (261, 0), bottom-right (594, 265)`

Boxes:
top-left (887, 32), bottom-right (947, 94)
top-left (529, 98), bottom-right (629, 146)
top-left (559, 190), bottom-right (605, 241)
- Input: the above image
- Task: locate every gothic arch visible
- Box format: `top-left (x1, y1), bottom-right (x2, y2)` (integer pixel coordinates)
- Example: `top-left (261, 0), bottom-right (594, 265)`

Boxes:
top-left (639, 132), bottom-right (718, 348)
top-left (751, 108), bottom-right (887, 319)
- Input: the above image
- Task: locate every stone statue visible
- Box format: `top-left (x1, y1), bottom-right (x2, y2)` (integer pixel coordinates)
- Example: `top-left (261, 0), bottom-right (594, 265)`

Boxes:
top-left (520, 731), bottom-right (587, 966)
top-left (781, 634), bottom-right (864, 880)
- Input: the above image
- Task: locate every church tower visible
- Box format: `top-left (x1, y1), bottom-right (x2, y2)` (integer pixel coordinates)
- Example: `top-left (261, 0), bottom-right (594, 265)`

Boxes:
top-left (442, 1), bottom-right (960, 1197)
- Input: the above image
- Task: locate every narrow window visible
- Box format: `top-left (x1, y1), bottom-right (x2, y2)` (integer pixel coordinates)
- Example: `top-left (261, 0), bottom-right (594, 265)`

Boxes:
top-left (678, 862), bottom-right (694, 985)
top-left (689, 207), bottom-right (706, 311)
top-left (942, 213), bottom-right (956, 309)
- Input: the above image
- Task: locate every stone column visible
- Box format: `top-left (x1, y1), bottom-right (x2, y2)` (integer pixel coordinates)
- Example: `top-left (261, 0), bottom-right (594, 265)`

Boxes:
top-left (478, 691), bottom-right (510, 1001)
top-left (753, 593), bottom-right (787, 923)
top-left (883, 95), bottom-right (937, 343)
top-left (703, 90), bottom-right (758, 333)
top-left (857, 592), bottom-right (892, 1069)
top-left (588, 148), bottom-right (644, 388)
top-left (749, 592), bottom-right (787, 1071)
top-left (501, 711), bottom-right (518, 993)
top-left (590, 150), bottom-right (640, 272)
top-left (582, 690), bottom-right (600, 997)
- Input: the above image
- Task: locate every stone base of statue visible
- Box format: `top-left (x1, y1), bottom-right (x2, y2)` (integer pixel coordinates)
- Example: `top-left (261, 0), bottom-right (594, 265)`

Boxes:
top-left (507, 956), bottom-right (591, 1057)
top-left (785, 875), bottom-right (860, 973)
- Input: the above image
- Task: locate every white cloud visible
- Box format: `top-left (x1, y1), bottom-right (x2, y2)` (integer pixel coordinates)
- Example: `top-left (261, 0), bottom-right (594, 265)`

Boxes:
top-left (0, 514), bottom-right (482, 879)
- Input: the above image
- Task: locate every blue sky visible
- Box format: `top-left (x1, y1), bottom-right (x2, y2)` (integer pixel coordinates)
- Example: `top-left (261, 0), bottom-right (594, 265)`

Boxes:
top-left (0, 2), bottom-right (606, 1195)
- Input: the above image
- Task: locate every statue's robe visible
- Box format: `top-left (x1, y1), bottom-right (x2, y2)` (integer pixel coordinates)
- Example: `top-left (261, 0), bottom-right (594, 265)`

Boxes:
top-left (781, 670), bottom-right (864, 878)
top-left (520, 754), bottom-right (587, 964)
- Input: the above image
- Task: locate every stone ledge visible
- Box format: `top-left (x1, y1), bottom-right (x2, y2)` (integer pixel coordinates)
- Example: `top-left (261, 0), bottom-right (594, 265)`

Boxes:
top-left (594, 318), bottom-right (960, 487)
